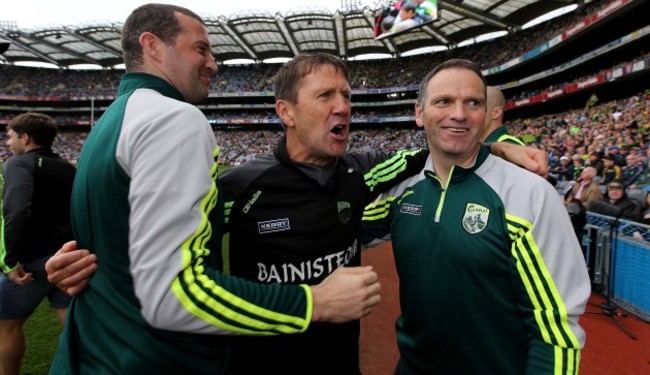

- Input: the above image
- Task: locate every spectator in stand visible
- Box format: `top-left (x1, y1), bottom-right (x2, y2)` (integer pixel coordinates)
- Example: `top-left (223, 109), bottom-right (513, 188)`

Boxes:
top-left (618, 146), bottom-right (631, 165)
top-left (552, 155), bottom-right (575, 182)
top-left (586, 151), bottom-right (604, 177)
top-left (638, 191), bottom-right (650, 225)
top-left (609, 146), bottom-right (625, 167)
top-left (571, 154), bottom-right (585, 181)
top-left (598, 180), bottom-right (641, 221)
top-left (566, 166), bottom-right (603, 210)
top-left (601, 154), bottom-right (621, 185)
top-left (629, 158), bottom-right (650, 191)
top-left (621, 154), bottom-right (644, 187)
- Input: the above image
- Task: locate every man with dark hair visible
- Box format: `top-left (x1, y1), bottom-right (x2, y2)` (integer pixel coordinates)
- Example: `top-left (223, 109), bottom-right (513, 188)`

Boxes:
top-left (363, 59), bottom-right (590, 374)
top-left (0, 112), bottom-right (76, 375)
top-left (45, 5), bottom-right (383, 374)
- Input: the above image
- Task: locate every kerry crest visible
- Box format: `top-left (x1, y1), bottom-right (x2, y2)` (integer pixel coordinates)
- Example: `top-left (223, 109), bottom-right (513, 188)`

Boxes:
top-left (462, 203), bottom-right (490, 234)
top-left (338, 201), bottom-right (351, 223)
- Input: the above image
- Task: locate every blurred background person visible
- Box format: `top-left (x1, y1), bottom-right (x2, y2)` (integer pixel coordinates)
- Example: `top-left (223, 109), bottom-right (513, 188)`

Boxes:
top-left (0, 113), bottom-right (76, 375)
top-left (597, 180), bottom-right (640, 222)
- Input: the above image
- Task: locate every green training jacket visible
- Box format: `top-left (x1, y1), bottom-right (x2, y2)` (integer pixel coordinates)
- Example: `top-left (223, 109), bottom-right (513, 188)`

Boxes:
top-left (362, 147), bottom-right (590, 375)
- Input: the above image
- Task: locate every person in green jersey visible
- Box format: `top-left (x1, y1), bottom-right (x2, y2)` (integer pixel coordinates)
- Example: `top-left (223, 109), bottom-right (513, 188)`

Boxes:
top-left (362, 59), bottom-right (590, 375)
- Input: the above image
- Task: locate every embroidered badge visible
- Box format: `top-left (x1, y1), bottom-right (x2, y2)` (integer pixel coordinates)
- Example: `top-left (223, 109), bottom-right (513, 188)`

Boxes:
top-left (462, 203), bottom-right (490, 234)
top-left (337, 201), bottom-right (351, 223)
top-left (400, 203), bottom-right (422, 216)
top-left (258, 218), bottom-right (290, 234)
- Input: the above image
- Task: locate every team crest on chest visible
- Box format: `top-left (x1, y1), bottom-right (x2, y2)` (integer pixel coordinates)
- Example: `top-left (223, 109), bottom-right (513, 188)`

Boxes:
top-left (462, 203), bottom-right (490, 234)
top-left (337, 201), bottom-right (351, 223)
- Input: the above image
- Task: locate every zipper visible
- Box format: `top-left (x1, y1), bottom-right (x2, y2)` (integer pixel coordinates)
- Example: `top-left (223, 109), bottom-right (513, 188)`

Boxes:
top-left (430, 166), bottom-right (454, 223)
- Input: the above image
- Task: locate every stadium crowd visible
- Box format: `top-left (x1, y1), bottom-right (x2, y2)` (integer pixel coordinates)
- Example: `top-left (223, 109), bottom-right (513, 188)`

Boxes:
top-left (0, 0), bottom-right (624, 97)
top-left (0, 0), bottom-right (648, 226)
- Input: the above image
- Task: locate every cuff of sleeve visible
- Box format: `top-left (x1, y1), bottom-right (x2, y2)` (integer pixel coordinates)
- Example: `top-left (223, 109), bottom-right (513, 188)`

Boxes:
top-left (300, 284), bottom-right (313, 332)
top-left (1, 262), bottom-right (19, 274)
top-left (481, 141), bottom-right (494, 154)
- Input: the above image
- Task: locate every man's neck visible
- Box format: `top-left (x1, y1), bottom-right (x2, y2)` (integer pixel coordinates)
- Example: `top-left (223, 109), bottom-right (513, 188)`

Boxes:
top-left (430, 145), bottom-right (480, 185)
top-left (24, 145), bottom-right (42, 153)
top-left (286, 136), bottom-right (335, 167)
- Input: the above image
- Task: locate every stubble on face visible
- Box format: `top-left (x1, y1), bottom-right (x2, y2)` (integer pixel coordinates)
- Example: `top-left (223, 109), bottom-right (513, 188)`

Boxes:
top-left (416, 68), bottom-right (486, 170)
top-left (285, 65), bottom-right (351, 166)
top-left (162, 13), bottom-right (216, 104)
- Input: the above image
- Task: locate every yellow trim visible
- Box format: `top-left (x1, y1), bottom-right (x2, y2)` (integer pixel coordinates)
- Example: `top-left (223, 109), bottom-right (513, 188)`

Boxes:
top-left (397, 190), bottom-right (414, 204)
top-left (363, 197), bottom-right (396, 221)
top-left (172, 145), bottom-right (309, 335)
top-left (507, 213), bottom-right (581, 352)
top-left (497, 134), bottom-right (525, 146)
top-left (431, 166), bottom-right (452, 223)
top-left (173, 265), bottom-right (308, 334)
top-left (300, 284), bottom-right (313, 331)
top-left (364, 150), bottom-right (420, 191)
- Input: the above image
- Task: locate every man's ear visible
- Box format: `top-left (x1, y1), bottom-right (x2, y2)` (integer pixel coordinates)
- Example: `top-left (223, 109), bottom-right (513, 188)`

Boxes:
top-left (139, 32), bottom-right (160, 62)
top-left (415, 103), bottom-right (424, 128)
top-left (20, 132), bottom-right (32, 143)
top-left (276, 100), bottom-right (295, 128)
top-left (492, 105), bottom-right (503, 121)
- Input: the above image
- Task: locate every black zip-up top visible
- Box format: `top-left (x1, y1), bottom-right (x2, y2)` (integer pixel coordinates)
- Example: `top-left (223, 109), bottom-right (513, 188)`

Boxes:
top-left (1, 148), bottom-right (76, 272)
top-left (219, 135), bottom-right (427, 375)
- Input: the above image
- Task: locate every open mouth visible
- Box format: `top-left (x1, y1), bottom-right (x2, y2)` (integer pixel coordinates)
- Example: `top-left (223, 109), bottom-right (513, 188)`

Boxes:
top-left (331, 125), bottom-right (346, 135)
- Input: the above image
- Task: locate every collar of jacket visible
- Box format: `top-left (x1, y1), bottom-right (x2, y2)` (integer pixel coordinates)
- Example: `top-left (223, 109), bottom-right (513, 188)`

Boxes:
top-left (118, 72), bottom-right (185, 102)
top-left (274, 134), bottom-right (339, 189)
top-left (424, 145), bottom-right (490, 182)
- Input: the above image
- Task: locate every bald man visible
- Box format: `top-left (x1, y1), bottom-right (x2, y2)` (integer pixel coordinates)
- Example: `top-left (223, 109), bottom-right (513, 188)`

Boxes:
top-left (482, 86), bottom-right (525, 146)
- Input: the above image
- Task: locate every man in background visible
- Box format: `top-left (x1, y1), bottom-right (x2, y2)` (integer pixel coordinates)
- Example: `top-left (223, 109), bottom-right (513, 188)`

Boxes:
top-left (481, 86), bottom-right (525, 146)
top-left (601, 154), bottom-right (621, 184)
top-left (567, 166), bottom-right (603, 209)
top-left (0, 112), bottom-right (76, 375)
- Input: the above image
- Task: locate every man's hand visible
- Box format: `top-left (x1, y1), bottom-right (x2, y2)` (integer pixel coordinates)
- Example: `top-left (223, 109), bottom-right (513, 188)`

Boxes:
top-left (7, 264), bottom-right (33, 285)
top-left (46, 241), bottom-right (98, 296)
top-left (310, 266), bottom-right (381, 323)
top-left (491, 142), bottom-right (549, 177)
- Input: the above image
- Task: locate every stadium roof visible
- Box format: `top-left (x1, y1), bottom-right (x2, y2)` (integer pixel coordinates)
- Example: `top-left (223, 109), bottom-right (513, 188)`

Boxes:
top-left (0, 0), bottom-right (579, 68)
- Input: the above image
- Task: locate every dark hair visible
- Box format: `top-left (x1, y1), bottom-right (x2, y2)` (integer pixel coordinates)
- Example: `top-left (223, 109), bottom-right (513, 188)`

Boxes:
top-left (7, 112), bottom-right (58, 148)
top-left (273, 53), bottom-right (349, 104)
top-left (416, 59), bottom-right (487, 110)
top-left (381, 16), bottom-right (395, 32)
top-left (122, 3), bottom-right (204, 72)
top-left (401, 3), bottom-right (417, 12)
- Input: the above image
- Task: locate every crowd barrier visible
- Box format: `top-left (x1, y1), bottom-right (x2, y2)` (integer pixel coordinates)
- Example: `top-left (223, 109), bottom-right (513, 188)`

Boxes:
top-left (582, 212), bottom-right (650, 322)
